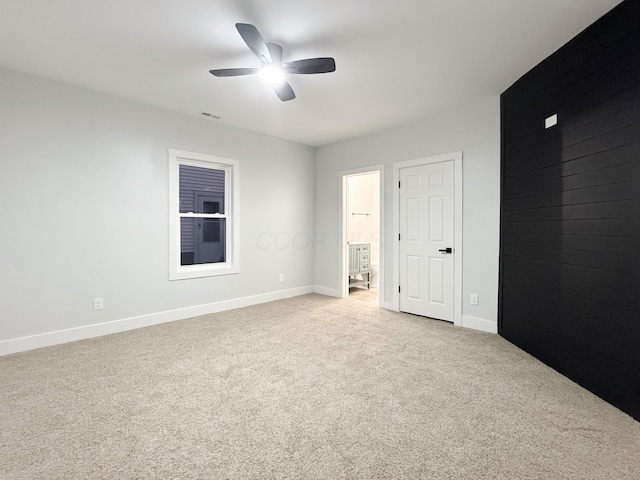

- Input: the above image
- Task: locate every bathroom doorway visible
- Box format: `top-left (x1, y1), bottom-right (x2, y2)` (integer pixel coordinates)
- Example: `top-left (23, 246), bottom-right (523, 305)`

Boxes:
top-left (341, 167), bottom-right (383, 305)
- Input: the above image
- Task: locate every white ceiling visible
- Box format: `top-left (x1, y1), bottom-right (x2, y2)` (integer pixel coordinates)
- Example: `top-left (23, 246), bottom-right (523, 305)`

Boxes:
top-left (0, 0), bottom-right (623, 146)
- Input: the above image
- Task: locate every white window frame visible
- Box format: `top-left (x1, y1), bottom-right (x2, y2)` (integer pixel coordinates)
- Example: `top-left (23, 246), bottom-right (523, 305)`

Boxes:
top-left (168, 148), bottom-right (239, 280)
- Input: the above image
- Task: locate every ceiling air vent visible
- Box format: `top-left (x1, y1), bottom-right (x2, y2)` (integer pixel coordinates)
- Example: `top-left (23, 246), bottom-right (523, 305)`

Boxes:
top-left (200, 111), bottom-right (222, 120)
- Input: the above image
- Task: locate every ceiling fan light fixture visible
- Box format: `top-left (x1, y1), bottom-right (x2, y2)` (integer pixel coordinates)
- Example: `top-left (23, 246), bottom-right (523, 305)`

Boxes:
top-left (259, 65), bottom-right (284, 84)
top-left (209, 23), bottom-right (335, 101)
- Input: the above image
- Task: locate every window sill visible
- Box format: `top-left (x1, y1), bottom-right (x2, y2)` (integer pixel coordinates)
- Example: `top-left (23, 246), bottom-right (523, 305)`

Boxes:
top-left (169, 263), bottom-right (239, 281)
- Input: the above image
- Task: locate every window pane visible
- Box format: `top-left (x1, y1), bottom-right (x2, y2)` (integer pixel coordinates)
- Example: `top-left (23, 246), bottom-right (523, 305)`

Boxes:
top-left (179, 165), bottom-right (225, 214)
top-left (202, 218), bottom-right (222, 242)
top-left (180, 217), bottom-right (226, 265)
top-left (202, 201), bottom-right (219, 214)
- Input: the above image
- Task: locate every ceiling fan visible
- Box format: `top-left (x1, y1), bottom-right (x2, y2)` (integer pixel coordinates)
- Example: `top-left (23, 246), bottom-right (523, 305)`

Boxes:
top-left (209, 23), bottom-right (336, 102)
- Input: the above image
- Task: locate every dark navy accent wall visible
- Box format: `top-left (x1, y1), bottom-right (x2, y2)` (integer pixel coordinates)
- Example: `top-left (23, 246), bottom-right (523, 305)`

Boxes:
top-left (500, 0), bottom-right (640, 420)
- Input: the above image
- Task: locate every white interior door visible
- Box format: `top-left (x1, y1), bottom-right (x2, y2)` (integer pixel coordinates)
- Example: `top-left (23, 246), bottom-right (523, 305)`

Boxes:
top-left (399, 160), bottom-right (454, 321)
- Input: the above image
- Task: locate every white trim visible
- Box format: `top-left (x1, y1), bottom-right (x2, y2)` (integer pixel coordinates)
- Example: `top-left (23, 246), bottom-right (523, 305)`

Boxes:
top-left (461, 315), bottom-right (497, 334)
top-left (393, 151), bottom-right (463, 327)
top-left (168, 148), bottom-right (240, 280)
top-left (339, 165), bottom-right (385, 307)
top-left (0, 286), bottom-right (314, 356)
top-left (380, 301), bottom-right (396, 311)
top-left (179, 213), bottom-right (226, 218)
top-left (314, 285), bottom-right (341, 298)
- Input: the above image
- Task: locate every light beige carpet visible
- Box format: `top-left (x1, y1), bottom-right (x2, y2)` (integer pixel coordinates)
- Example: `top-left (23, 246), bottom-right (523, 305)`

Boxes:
top-left (1, 290), bottom-right (639, 479)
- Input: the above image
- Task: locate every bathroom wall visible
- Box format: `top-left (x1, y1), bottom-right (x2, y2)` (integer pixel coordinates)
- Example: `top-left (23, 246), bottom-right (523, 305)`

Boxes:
top-left (347, 172), bottom-right (381, 288)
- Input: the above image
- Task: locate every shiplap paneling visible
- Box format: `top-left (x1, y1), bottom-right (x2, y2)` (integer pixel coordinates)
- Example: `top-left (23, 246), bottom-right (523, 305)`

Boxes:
top-left (500, 0), bottom-right (640, 421)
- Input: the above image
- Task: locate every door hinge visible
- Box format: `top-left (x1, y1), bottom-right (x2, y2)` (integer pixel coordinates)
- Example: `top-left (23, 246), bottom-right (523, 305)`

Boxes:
top-left (398, 181), bottom-right (401, 188)
top-left (398, 233), bottom-right (401, 241)
top-left (398, 286), bottom-right (401, 293)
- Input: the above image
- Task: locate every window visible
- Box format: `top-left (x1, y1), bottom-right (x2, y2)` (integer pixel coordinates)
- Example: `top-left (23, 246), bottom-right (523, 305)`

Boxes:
top-left (168, 149), bottom-right (239, 280)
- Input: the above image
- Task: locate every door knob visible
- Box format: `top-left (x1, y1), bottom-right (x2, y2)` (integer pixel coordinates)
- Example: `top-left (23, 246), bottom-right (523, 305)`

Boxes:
top-left (438, 248), bottom-right (452, 254)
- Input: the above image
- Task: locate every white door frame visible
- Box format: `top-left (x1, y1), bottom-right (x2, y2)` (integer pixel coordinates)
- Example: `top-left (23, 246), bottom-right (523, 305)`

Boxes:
top-left (393, 151), bottom-right (463, 326)
top-left (340, 165), bottom-right (385, 304)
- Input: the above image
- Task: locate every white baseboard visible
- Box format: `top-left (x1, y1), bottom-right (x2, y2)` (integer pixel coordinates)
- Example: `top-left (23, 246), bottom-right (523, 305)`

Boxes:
top-left (314, 285), bottom-right (341, 298)
top-left (0, 286), bottom-right (315, 356)
top-left (461, 314), bottom-right (497, 334)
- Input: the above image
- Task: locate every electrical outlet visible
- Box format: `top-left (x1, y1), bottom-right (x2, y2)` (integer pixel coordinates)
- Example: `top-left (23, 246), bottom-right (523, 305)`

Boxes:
top-left (470, 294), bottom-right (479, 306)
top-left (93, 298), bottom-right (104, 311)
top-left (279, 274), bottom-right (284, 282)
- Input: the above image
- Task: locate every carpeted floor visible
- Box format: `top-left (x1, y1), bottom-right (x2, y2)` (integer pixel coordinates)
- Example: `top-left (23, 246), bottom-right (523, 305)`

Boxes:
top-left (1, 291), bottom-right (639, 479)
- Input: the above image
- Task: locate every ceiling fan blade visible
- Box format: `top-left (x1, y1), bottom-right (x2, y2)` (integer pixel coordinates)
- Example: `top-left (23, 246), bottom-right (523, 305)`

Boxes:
top-left (236, 23), bottom-right (271, 63)
top-left (266, 43), bottom-right (283, 66)
top-left (282, 57), bottom-right (336, 74)
top-left (209, 67), bottom-right (260, 77)
top-left (273, 79), bottom-right (296, 101)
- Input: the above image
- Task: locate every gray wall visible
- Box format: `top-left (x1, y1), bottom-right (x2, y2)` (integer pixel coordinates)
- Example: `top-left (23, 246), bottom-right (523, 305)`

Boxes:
top-left (0, 66), bottom-right (501, 347)
top-left (0, 67), bottom-right (315, 343)
top-left (314, 96), bottom-right (501, 327)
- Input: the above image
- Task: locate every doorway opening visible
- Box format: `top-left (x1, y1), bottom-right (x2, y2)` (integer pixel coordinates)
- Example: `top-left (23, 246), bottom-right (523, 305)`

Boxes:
top-left (341, 167), bottom-right (384, 306)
